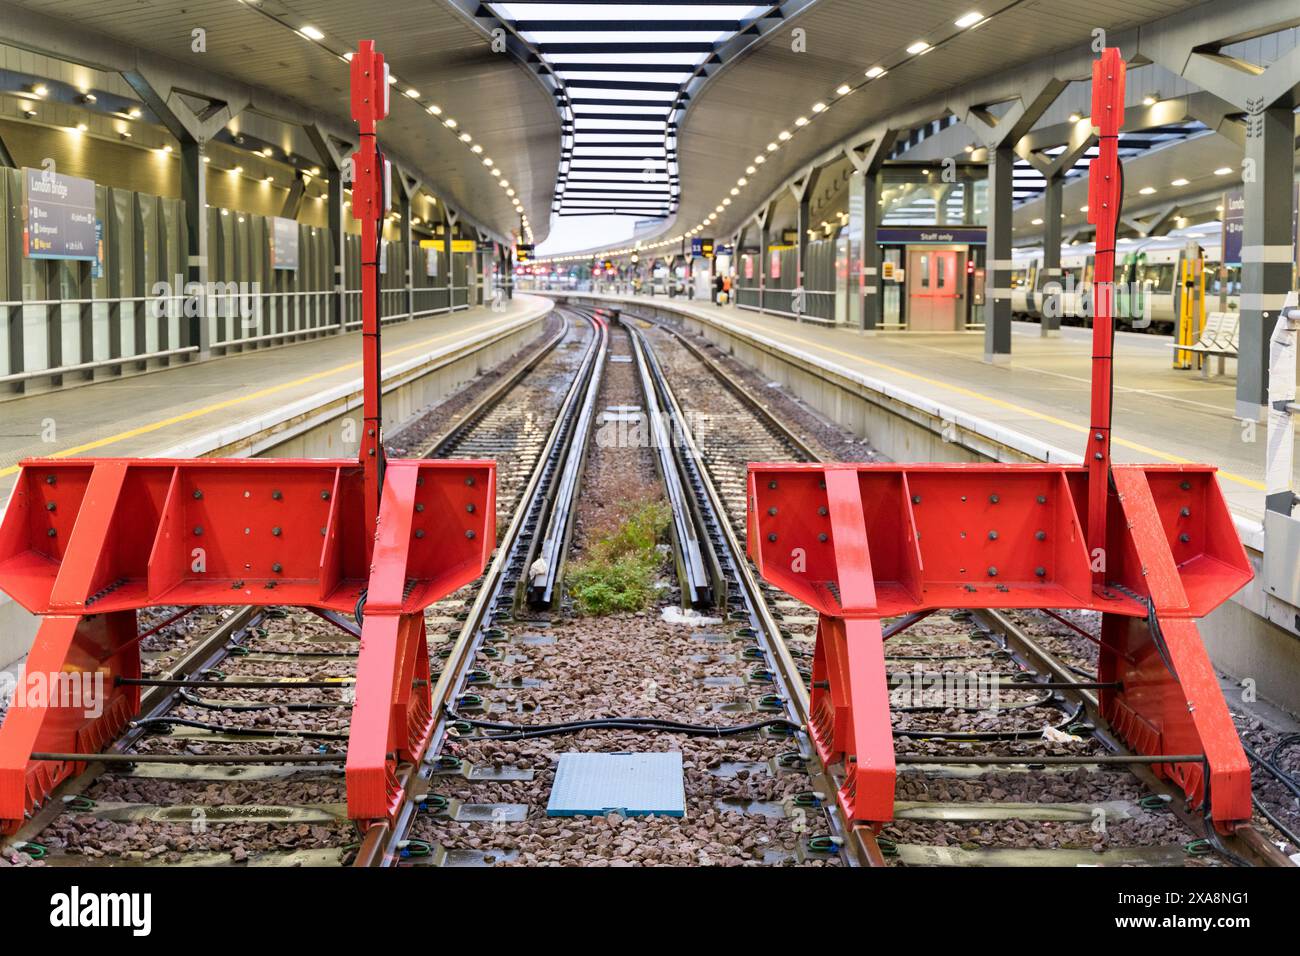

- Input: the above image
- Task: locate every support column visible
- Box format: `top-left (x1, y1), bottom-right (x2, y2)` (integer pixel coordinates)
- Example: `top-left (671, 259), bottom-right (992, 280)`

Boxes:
top-left (123, 65), bottom-right (246, 359)
top-left (758, 217), bottom-right (769, 312)
top-left (398, 189), bottom-right (413, 320)
top-left (306, 125), bottom-right (351, 336)
top-left (796, 188), bottom-right (810, 321)
top-left (181, 143), bottom-right (209, 356)
top-left (847, 168), bottom-right (881, 332)
top-left (442, 208), bottom-right (456, 310)
top-left (1040, 174), bottom-right (1063, 337)
top-left (328, 172), bottom-right (345, 330)
top-left (984, 143), bottom-right (1014, 364)
top-left (1237, 103), bottom-right (1294, 421)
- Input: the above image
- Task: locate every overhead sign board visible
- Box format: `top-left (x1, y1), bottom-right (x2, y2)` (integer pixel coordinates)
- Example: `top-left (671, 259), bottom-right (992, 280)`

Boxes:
top-left (419, 238), bottom-right (477, 253)
top-left (691, 237), bottom-right (715, 258)
top-left (876, 226), bottom-right (987, 245)
top-left (516, 242), bottom-right (535, 263)
top-left (22, 167), bottom-right (97, 261)
top-left (269, 216), bottom-right (300, 270)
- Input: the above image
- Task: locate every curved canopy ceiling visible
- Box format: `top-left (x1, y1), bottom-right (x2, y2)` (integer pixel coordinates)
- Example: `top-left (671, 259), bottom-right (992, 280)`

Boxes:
top-left (672, 0), bottom-right (1208, 244)
top-left (3, 0), bottom-right (561, 241)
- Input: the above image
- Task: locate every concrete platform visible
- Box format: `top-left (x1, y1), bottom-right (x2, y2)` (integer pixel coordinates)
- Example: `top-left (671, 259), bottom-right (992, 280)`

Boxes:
top-left (0, 294), bottom-right (553, 670)
top-left (0, 295), bottom-right (553, 499)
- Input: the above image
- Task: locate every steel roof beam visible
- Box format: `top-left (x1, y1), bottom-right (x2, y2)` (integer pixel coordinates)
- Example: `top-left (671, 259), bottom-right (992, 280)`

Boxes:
top-left (571, 142), bottom-right (669, 150)
top-left (570, 112), bottom-right (673, 121)
top-left (513, 20), bottom-right (741, 31)
top-left (538, 43), bottom-right (716, 55)
top-left (565, 79), bottom-right (688, 92)
top-left (570, 97), bottom-right (677, 107)
top-left (550, 63), bottom-right (701, 73)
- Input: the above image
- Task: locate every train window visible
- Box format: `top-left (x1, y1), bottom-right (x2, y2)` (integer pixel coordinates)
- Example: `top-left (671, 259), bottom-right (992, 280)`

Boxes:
top-left (1138, 262), bottom-right (1176, 291)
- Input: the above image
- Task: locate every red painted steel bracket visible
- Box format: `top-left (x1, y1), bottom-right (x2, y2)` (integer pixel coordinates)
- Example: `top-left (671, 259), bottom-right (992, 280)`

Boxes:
top-left (0, 42), bottom-right (497, 833)
top-left (0, 458), bottom-right (495, 831)
top-left (748, 462), bottom-right (1252, 830)
top-left (745, 49), bottom-right (1253, 834)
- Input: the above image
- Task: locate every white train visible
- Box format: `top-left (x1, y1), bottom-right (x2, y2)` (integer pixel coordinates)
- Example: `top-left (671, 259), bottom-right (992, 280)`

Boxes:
top-left (1009, 229), bottom-right (1241, 332)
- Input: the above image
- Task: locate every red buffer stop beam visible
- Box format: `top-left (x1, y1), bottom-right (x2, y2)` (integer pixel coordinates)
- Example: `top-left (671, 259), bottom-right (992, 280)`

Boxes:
top-left (744, 49), bottom-right (1253, 833)
top-left (0, 41), bottom-right (498, 833)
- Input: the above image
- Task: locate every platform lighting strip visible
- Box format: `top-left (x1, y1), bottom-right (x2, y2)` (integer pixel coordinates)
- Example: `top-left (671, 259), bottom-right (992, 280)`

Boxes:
top-left (230, 0), bottom-right (530, 243)
top-left (536, 7), bottom-right (1007, 266)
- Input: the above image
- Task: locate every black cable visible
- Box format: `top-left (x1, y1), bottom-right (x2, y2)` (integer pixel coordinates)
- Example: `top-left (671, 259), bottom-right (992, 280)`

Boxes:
top-left (177, 690), bottom-right (348, 713)
top-left (446, 710), bottom-right (800, 740)
top-left (1252, 794), bottom-right (1300, 852)
top-left (1198, 770), bottom-right (1253, 867)
top-left (132, 716), bottom-right (348, 741)
top-left (1244, 741), bottom-right (1300, 802)
top-left (354, 588), bottom-right (367, 628)
top-left (1268, 734), bottom-right (1300, 793)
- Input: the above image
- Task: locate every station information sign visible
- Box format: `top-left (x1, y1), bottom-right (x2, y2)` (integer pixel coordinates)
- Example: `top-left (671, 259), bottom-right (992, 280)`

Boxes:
top-left (270, 216), bottom-right (300, 270)
top-left (516, 242), bottom-right (534, 263)
top-left (22, 167), bottom-right (97, 261)
top-left (691, 237), bottom-right (715, 258)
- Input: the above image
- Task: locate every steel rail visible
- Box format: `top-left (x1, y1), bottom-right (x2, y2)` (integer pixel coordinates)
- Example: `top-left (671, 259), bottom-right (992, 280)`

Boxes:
top-left (0, 606), bottom-right (260, 857)
top-left (527, 314), bottom-right (609, 606)
top-left (624, 319), bottom-right (716, 607)
top-left (619, 316), bottom-right (873, 867)
top-left (610, 305), bottom-right (1289, 868)
top-left (974, 608), bottom-right (1293, 868)
top-left (414, 316), bottom-right (572, 458)
top-left (354, 307), bottom-right (605, 866)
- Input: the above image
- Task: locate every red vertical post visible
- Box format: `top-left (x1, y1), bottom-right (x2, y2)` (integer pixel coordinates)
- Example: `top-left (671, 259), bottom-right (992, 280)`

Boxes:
top-left (350, 40), bottom-right (391, 562)
top-left (1085, 48), bottom-right (1126, 588)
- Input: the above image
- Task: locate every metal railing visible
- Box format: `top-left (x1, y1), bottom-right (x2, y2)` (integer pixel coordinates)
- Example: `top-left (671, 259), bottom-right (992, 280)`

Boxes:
top-left (2, 283), bottom-right (480, 394)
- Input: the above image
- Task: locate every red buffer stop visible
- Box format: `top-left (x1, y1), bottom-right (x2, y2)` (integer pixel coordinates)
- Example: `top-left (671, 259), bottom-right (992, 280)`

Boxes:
top-left (745, 49), bottom-right (1254, 833)
top-left (0, 42), bottom-right (495, 833)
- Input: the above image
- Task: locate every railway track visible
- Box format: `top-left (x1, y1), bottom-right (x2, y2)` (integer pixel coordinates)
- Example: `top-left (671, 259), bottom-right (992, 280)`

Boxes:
top-left (3, 302), bottom-right (1292, 869)
top-left (0, 310), bottom-right (600, 868)
top-left (627, 307), bottom-right (1293, 868)
top-left (359, 306), bottom-right (847, 866)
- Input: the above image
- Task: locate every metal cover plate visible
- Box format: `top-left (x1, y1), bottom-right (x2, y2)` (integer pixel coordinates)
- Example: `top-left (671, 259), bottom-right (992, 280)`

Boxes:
top-left (547, 752), bottom-right (686, 817)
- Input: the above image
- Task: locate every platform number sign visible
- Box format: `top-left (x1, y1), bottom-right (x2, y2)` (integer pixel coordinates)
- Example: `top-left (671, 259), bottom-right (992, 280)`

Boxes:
top-left (515, 243), bottom-right (534, 264)
top-left (691, 237), bottom-right (715, 259)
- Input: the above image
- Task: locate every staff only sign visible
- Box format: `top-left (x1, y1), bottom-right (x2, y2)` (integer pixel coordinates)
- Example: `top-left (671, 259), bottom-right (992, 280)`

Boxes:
top-left (22, 166), bottom-right (98, 260)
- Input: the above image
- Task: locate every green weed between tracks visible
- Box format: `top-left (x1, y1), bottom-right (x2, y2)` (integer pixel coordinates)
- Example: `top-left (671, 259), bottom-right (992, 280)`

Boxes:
top-left (567, 499), bottom-right (671, 615)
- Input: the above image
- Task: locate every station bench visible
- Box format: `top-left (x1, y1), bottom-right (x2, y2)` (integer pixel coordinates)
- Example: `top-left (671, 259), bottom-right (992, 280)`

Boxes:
top-left (1169, 311), bottom-right (1239, 378)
